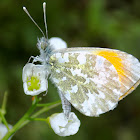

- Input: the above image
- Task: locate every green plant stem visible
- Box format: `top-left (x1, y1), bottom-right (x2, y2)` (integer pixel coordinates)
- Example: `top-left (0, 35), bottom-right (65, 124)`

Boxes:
top-left (0, 91), bottom-right (9, 129)
top-left (36, 100), bottom-right (61, 107)
top-left (1, 92), bottom-right (8, 112)
top-left (30, 118), bottom-right (47, 122)
top-left (32, 100), bottom-right (61, 118)
top-left (2, 100), bottom-right (61, 140)
top-left (0, 111), bottom-right (9, 130)
top-left (2, 99), bottom-right (38, 140)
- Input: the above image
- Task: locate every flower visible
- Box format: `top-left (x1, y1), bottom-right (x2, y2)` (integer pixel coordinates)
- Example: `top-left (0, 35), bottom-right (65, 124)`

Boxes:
top-left (49, 37), bottom-right (67, 50)
top-left (22, 63), bottom-right (48, 96)
top-left (47, 112), bottom-right (80, 136)
top-left (0, 123), bottom-right (12, 140)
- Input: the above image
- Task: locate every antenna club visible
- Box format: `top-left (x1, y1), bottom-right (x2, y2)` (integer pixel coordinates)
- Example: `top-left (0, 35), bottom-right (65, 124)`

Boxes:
top-left (43, 2), bottom-right (46, 7)
top-left (23, 7), bottom-right (26, 11)
top-left (23, 4), bottom-right (45, 37)
top-left (43, 2), bottom-right (48, 39)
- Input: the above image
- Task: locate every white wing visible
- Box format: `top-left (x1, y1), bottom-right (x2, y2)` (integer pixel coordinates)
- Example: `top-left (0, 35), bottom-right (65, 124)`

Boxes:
top-left (49, 47), bottom-right (140, 116)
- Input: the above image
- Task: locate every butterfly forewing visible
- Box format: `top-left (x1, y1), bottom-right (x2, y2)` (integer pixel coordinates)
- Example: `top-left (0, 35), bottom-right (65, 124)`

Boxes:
top-left (48, 47), bottom-right (140, 116)
top-left (92, 48), bottom-right (140, 100)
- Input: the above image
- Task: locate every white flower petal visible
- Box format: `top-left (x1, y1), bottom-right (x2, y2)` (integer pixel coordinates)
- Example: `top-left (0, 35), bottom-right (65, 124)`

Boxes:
top-left (22, 63), bottom-right (48, 96)
top-left (0, 123), bottom-right (12, 140)
top-left (49, 37), bottom-right (67, 50)
top-left (48, 112), bottom-right (80, 136)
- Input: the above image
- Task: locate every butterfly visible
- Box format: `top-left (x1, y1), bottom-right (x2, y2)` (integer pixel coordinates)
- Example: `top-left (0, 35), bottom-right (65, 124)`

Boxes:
top-left (22, 2), bottom-right (140, 117)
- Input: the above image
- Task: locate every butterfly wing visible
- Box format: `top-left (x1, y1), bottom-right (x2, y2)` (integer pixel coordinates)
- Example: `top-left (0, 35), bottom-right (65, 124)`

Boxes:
top-left (49, 47), bottom-right (140, 116)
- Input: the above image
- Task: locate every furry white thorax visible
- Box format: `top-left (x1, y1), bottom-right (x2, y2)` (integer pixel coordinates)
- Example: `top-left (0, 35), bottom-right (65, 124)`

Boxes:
top-left (36, 37), bottom-right (67, 65)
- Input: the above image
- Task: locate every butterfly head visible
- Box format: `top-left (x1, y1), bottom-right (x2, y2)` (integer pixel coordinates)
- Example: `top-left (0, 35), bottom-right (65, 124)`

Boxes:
top-left (37, 37), bottom-right (49, 51)
top-left (23, 2), bottom-right (49, 52)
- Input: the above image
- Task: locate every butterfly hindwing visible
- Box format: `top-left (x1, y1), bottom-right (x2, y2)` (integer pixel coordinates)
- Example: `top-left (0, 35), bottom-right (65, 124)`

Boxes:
top-left (49, 48), bottom-right (140, 116)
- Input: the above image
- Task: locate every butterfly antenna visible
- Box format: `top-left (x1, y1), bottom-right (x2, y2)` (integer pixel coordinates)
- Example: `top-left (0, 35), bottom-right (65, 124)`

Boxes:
top-left (23, 6), bottom-right (45, 37)
top-left (43, 2), bottom-right (48, 39)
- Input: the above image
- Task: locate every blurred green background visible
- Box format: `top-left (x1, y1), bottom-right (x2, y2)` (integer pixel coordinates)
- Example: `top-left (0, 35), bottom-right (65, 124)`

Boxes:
top-left (0, 0), bottom-right (140, 140)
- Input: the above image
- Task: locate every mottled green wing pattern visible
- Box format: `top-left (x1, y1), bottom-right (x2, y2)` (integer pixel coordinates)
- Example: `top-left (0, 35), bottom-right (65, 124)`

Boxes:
top-left (49, 48), bottom-right (140, 116)
top-left (49, 50), bottom-right (121, 116)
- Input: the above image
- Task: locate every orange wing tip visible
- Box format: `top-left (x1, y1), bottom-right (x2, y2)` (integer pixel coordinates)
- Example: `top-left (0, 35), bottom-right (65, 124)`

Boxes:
top-left (94, 50), bottom-right (125, 80)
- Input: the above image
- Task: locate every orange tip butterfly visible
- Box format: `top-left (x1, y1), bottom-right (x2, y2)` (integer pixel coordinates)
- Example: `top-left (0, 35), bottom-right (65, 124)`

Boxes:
top-left (22, 2), bottom-right (140, 117)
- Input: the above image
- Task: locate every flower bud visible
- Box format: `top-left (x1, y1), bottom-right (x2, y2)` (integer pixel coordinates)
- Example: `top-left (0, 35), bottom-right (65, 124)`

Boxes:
top-left (49, 37), bottom-right (67, 51)
top-left (47, 112), bottom-right (80, 136)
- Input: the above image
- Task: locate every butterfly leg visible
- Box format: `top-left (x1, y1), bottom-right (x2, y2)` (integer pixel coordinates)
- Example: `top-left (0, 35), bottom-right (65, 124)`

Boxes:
top-left (27, 56), bottom-right (43, 64)
top-left (58, 91), bottom-right (71, 119)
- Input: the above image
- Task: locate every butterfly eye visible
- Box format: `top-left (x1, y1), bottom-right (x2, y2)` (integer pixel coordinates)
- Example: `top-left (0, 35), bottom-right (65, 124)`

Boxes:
top-left (40, 40), bottom-right (48, 50)
top-left (37, 37), bottom-right (48, 51)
